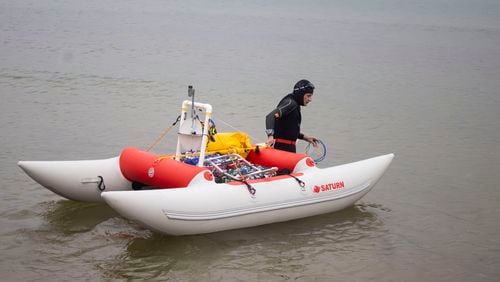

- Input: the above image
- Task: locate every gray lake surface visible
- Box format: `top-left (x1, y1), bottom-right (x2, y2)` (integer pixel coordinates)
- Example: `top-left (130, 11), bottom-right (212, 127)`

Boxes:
top-left (1, 0), bottom-right (499, 281)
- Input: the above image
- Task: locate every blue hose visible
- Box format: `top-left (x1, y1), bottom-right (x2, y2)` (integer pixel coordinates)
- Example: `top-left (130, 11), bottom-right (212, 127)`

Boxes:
top-left (305, 139), bottom-right (327, 163)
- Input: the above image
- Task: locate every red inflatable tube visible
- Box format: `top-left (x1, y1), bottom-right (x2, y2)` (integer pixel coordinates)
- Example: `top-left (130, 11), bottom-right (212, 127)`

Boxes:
top-left (246, 147), bottom-right (313, 172)
top-left (119, 147), bottom-right (207, 189)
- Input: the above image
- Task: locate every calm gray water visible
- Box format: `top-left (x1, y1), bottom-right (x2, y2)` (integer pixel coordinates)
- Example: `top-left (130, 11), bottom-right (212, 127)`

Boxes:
top-left (1, 0), bottom-right (499, 281)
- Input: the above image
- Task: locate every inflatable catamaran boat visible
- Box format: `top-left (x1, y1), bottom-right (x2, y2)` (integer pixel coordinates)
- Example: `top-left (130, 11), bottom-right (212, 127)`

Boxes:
top-left (18, 87), bottom-right (394, 235)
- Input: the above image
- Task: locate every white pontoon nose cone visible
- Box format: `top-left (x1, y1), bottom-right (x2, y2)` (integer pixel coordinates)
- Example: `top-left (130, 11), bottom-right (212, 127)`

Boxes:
top-left (101, 192), bottom-right (136, 218)
top-left (18, 161), bottom-right (57, 190)
top-left (18, 157), bottom-right (130, 202)
top-left (18, 160), bottom-right (86, 200)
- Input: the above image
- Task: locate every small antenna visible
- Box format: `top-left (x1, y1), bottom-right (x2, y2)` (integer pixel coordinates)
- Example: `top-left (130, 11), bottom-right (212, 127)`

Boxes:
top-left (188, 85), bottom-right (195, 120)
top-left (188, 85), bottom-right (194, 97)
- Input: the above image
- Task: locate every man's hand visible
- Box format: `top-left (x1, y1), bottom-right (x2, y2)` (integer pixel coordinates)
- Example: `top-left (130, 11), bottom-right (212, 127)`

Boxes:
top-left (266, 136), bottom-right (275, 148)
top-left (303, 135), bottom-right (318, 147)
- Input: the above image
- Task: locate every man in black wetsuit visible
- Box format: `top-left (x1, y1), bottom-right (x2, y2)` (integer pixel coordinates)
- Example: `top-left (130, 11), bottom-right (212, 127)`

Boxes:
top-left (265, 79), bottom-right (318, 153)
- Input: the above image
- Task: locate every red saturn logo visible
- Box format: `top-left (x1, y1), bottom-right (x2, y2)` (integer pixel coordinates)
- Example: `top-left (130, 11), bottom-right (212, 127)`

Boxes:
top-left (313, 185), bottom-right (321, 193)
top-left (313, 181), bottom-right (345, 193)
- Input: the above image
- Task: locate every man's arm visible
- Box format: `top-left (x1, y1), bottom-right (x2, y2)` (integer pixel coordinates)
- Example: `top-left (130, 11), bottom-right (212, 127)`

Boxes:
top-left (265, 98), bottom-right (298, 147)
top-left (265, 98), bottom-right (298, 135)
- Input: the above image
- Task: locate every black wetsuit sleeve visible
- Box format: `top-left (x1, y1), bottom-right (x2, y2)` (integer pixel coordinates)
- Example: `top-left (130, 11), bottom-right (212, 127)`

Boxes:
top-left (265, 98), bottom-right (298, 135)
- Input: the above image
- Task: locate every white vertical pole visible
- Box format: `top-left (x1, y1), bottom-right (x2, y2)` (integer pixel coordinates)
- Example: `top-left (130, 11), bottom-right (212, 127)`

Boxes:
top-left (174, 101), bottom-right (189, 161)
top-left (197, 105), bottom-right (212, 167)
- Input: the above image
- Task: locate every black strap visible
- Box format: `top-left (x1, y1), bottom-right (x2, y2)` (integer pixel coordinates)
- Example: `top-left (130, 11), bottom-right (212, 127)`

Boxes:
top-left (277, 168), bottom-right (305, 188)
top-left (173, 115), bottom-right (181, 125)
top-left (97, 176), bottom-right (106, 191)
top-left (288, 174), bottom-right (305, 188)
top-left (241, 179), bottom-right (256, 196)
